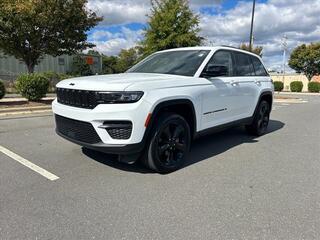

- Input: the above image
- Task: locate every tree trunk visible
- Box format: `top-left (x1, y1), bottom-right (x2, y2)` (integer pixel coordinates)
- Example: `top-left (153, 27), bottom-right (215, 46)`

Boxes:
top-left (26, 62), bottom-right (35, 74)
top-left (306, 73), bottom-right (313, 81)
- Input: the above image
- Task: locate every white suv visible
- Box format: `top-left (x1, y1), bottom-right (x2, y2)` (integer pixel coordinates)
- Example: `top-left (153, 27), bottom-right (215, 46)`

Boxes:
top-left (52, 46), bottom-right (273, 173)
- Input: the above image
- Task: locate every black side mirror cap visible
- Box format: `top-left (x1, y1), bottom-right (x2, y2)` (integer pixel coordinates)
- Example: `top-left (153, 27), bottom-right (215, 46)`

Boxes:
top-left (202, 65), bottom-right (228, 77)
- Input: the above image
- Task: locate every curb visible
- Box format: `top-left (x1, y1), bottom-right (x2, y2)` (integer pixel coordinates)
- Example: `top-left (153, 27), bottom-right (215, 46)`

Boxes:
top-left (0, 105), bottom-right (52, 114)
top-left (0, 109), bottom-right (52, 118)
top-left (3, 94), bottom-right (56, 99)
top-left (0, 97), bottom-right (54, 117)
top-left (0, 97), bottom-right (55, 103)
top-left (275, 92), bottom-right (320, 96)
top-left (274, 99), bottom-right (307, 103)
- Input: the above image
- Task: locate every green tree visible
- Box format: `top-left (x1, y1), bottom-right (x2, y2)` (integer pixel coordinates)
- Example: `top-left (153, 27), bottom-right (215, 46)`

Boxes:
top-left (289, 43), bottom-right (320, 81)
top-left (102, 55), bottom-right (119, 74)
top-left (71, 55), bottom-right (93, 76)
top-left (142, 0), bottom-right (202, 55)
top-left (102, 47), bottom-right (141, 74)
top-left (240, 43), bottom-right (263, 57)
top-left (117, 48), bottom-right (141, 72)
top-left (0, 0), bottom-right (102, 73)
top-left (87, 50), bottom-right (101, 55)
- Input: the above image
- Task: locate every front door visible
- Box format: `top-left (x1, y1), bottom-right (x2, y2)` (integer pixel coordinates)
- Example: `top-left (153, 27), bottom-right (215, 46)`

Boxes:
top-left (200, 50), bottom-right (239, 130)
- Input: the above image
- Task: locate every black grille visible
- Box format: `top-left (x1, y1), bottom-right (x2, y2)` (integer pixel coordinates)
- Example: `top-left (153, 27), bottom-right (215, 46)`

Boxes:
top-left (56, 88), bottom-right (98, 109)
top-left (55, 114), bottom-right (101, 144)
top-left (107, 127), bottom-right (132, 139)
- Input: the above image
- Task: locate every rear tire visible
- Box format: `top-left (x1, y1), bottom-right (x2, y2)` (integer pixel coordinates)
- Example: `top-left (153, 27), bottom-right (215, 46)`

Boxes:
top-left (141, 113), bottom-right (191, 173)
top-left (246, 100), bottom-right (270, 136)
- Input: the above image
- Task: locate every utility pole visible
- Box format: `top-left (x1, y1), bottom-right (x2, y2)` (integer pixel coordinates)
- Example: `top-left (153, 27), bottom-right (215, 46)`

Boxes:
top-left (249, 0), bottom-right (256, 51)
top-left (281, 35), bottom-right (288, 84)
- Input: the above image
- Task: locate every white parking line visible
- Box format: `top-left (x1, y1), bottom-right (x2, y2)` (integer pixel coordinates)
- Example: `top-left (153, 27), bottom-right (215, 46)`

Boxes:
top-left (0, 145), bottom-right (59, 181)
top-left (272, 105), bottom-right (284, 110)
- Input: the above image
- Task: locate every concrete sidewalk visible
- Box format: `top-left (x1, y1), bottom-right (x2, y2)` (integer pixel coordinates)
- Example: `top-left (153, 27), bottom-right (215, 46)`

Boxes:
top-left (0, 94), bottom-right (54, 117)
top-left (0, 96), bottom-right (55, 103)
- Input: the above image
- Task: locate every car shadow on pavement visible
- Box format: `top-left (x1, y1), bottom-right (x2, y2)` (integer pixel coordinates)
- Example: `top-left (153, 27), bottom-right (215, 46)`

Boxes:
top-left (184, 119), bottom-right (284, 168)
top-left (82, 148), bottom-right (152, 174)
top-left (83, 120), bottom-right (284, 174)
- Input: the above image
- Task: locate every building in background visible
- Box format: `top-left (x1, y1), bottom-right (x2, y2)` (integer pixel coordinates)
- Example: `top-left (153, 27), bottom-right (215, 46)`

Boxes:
top-left (0, 52), bottom-right (102, 80)
top-left (270, 73), bottom-right (319, 92)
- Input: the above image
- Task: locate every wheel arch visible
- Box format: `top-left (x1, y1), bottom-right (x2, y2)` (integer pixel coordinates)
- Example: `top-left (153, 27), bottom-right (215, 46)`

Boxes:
top-left (145, 99), bottom-right (197, 140)
top-left (253, 91), bottom-right (273, 117)
top-left (259, 91), bottom-right (273, 108)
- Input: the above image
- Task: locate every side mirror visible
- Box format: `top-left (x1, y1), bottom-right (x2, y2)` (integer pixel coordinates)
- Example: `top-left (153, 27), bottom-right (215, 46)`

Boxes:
top-left (203, 65), bottom-right (229, 77)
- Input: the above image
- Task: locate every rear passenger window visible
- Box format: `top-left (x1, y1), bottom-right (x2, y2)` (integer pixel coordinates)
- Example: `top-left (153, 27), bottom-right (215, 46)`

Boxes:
top-left (233, 52), bottom-right (255, 76)
top-left (251, 56), bottom-right (268, 76)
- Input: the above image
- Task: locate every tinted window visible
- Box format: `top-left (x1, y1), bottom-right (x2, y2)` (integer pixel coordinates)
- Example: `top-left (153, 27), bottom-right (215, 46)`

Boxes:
top-left (128, 50), bottom-right (209, 77)
top-left (251, 56), bottom-right (268, 76)
top-left (201, 51), bottom-right (233, 77)
top-left (233, 52), bottom-right (255, 76)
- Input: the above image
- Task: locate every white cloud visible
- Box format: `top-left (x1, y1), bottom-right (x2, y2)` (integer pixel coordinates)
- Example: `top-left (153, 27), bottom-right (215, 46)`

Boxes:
top-left (87, 0), bottom-right (148, 25)
top-left (88, 27), bottom-right (144, 55)
top-left (87, 0), bottom-right (221, 26)
top-left (200, 0), bottom-right (320, 70)
top-left (91, 30), bottom-right (119, 41)
top-left (87, 0), bottom-right (320, 70)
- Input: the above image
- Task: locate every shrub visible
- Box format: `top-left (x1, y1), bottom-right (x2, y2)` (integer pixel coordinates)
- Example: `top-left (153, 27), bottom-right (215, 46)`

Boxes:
top-left (308, 82), bottom-right (320, 93)
top-left (0, 80), bottom-right (5, 99)
top-left (15, 74), bottom-right (49, 101)
top-left (290, 81), bottom-right (303, 92)
top-left (43, 72), bottom-right (73, 93)
top-left (273, 81), bottom-right (284, 91)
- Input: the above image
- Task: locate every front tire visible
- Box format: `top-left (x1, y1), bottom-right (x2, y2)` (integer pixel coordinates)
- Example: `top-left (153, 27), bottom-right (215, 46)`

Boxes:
top-left (142, 113), bottom-right (191, 173)
top-left (246, 100), bottom-right (270, 136)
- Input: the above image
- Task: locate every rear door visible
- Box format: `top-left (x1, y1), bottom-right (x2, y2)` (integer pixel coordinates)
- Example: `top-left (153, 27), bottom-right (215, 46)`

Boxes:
top-left (250, 55), bottom-right (271, 114)
top-left (232, 51), bottom-right (259, 119)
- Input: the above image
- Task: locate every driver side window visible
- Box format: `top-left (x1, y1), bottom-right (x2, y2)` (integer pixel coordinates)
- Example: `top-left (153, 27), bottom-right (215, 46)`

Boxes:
top-left (201, 51), bottom-right (233, 78)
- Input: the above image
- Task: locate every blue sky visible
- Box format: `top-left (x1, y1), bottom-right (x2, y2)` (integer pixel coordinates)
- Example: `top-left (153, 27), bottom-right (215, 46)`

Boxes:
top-left (86, 0), bottom-right (320, 71)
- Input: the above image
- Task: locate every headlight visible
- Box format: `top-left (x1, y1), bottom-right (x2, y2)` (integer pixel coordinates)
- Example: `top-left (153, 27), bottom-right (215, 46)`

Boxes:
top-left (97, 91), bottom-right (144, 104)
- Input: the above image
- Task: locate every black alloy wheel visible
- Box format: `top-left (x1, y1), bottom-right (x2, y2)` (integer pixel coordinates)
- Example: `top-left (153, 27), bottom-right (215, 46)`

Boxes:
top-left (246, 100), bottom-right (270, 136)
top-left (257, 101), bottom-right (270, 134)
top-left (155, 122), bottom-right (188, 167)
top-left (143, 113), bottom-right (191, 173)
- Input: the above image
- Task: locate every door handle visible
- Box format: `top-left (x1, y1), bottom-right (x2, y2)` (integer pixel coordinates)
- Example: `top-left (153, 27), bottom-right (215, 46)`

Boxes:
top-left (230, 80), bottom-right (238, 86)
top-left (254, 80), bottom-right (261, 85)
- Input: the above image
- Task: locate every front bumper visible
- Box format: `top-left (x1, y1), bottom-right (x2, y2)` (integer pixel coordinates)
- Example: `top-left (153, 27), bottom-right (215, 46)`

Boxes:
top-left (52, 99), bottom-right (152, 153)
top-left (56, 129), bottom-right (145, 155)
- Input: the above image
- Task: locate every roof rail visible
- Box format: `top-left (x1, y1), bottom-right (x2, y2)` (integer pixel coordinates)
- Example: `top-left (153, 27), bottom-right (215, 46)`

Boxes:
top-left (217, 45), bottom-right (261, 56)
top-left (218, 45), bottom-right (241, 50)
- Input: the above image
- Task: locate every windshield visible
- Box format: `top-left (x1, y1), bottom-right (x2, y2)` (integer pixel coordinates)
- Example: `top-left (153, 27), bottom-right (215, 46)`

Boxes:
top-left (128, 50), bottom-right (210, 76)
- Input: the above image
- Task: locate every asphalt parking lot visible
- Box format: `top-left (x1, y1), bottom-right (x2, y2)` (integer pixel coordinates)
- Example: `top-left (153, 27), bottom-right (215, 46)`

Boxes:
top-left (0, 95), bottom-right (319, 240)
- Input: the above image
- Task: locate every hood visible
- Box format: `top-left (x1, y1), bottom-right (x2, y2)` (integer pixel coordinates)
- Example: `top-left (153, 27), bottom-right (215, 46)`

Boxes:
top-left (56, 73), bottom-right (208, 91)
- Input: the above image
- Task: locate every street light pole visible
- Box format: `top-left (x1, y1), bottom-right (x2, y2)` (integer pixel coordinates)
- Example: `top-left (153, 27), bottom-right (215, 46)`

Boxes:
top-left (281, 35), bottom-right (288, 84)
top-left (249, 0), bottom-right (256, 51)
